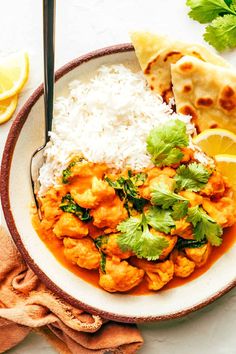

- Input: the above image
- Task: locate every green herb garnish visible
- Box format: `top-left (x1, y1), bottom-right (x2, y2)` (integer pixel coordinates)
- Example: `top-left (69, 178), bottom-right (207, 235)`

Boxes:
top-left (117, 214), bottom-right (169, 261)
top-left (62, 157), bottom-right (83, 184)
top-left (146, 119), bottom-right (189, 167)
top-left (100, 253), bottom-right (107, 273)
top-left (186, 0), bottom-right (236, 51)
top-left (60, 193), bottom-right (92, 221)
top-left (174, 162), bottom-right (211, 192)
top-left (187, 206), bottom-right (223, 246)
top-left (171, 200), bottom-right (189, 220)
top-left (146, 206), bottom-right (175, 234)
top-left (94, 235), bottom-right (108, 249)
top-left (105, 171), bottom-right (147, 213)
top-left (151, 183), bottom-right (189, 209)
top-left (176, 238), bottom-right (208, 250)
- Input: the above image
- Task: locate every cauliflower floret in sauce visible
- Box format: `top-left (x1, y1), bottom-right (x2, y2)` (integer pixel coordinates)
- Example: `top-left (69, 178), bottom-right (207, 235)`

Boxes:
top-left (131, 258), bottom-right (174, 290)
top-left (179, 190), bottom-right (203, 207)
top-left (170, 250), bottom-right (195, 278)
top-left (140, 167), bottom-right (176, 199)
top-left (63, 237), bottom-right (101, 270)
top-left (185, 243), bottom-right (212, 268)
top-left (91, 195), bottom-right (128, 229)
top-left (202, 197), bottom-right (236, 228)
top-left (71, 177), bottom-right (115, 209)
top-left (200, 171), bottom-right (228, 198)
top-left (53, 213), bottom-right (89, 238)
top-left (150, 230), bottom-right (177, 260)
top-left (99, 257), bottom-right (144, 292)
top-left (171, 219), bottom-right (194, 240)
top-left (100, 233), bottom-right (133, 259)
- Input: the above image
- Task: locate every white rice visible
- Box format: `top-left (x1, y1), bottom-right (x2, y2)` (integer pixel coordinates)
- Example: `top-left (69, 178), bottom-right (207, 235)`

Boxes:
top-left (38, 64), bottom-right (195, 195)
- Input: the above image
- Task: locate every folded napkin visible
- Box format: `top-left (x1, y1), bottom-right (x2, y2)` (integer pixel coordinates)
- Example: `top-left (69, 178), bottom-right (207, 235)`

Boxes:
top-left (0, 226), bottom-right (143, 353)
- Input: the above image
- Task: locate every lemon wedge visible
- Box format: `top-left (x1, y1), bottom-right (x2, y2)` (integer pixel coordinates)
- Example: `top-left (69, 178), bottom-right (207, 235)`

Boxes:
top-left (193, 129), bottom-right (236, 157)
top-left (215, 154), bottom-right (236, 192)
top-left (0, 52), bottom-right (29, 100)
top-left (0, 95), bottom-right (18, 124)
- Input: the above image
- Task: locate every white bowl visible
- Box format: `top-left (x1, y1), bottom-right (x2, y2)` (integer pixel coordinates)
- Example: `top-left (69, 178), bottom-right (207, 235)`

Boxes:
top-left (1, 44), bottom-right (236, 323)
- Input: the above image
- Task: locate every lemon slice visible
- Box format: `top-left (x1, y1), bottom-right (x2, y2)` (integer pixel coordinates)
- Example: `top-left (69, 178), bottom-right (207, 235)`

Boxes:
top-left (0, 95), bottom-right (18, 124)
top-left (215, 154), bottom-right (236, 191)
top-left (0, 52), bottom-right (29, 100)
top-left (193, 129), bottom-right (236, 157)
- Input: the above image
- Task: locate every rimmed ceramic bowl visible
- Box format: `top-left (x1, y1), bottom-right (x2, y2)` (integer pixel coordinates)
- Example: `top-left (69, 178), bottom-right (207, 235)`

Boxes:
top-left (1, 44), bottom-right (236, 323)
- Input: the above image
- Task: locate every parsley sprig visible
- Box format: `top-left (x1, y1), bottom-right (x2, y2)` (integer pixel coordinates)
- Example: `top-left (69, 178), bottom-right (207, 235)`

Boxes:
top-left (186, 0), bottom-right (236, 51)
top-left (146, 120), bottom-right (189, 167)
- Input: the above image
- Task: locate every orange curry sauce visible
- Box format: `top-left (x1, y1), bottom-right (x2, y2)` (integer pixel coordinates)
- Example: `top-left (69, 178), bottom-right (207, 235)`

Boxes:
top-left (32, 206), bottom-right (236, 296)
top-left (33, 159), bottom-right (236, 295)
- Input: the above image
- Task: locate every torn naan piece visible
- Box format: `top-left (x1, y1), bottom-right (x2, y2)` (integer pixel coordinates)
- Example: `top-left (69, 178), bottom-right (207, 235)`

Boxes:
top-left (171, 55), bottom-right (236, 133)
top-left (131, 32), bottom-right (230, 102)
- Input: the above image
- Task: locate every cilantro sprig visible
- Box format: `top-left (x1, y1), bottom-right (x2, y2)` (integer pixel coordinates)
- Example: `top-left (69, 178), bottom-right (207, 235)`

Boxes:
top-left (117, 214), bottom-right (169, 261)
top-left (186, 0), bottom-right (236, 51)
top-left (151, 183), bottom-right (189, 209)
top-left (60, 193), bottom-right (92, 221)
top-left (146, 120), bottom-right (189, 167)
top-left (176, 238), bottom-right (208, 250)
top-left (105, 171), bottom-right (147, 213)
top-left (174, 162), bottom-right (211, 192)
top-left (62, 156), bottom-right (84, 184)
top-left (146, 206), bottom-right (176, 234)
top-left (187, 206), bottom-right (223, 246)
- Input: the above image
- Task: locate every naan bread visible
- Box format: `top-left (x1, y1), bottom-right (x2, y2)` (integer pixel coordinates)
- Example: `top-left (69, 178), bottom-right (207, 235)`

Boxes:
top-left (131, 32), bottom-right (230, 102)
top-left (171, 55), bottom-right (236, 133)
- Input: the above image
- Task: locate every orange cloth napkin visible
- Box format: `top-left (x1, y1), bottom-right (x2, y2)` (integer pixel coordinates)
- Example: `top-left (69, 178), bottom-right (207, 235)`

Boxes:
top-left (0, 226), bottom-right (143, 353)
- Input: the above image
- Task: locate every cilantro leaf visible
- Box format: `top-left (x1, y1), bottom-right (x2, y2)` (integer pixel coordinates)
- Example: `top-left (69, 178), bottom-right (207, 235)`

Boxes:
top-left (151, 183), bottom-right (188, 209)
top-left (100, 253), bottom-right (106, 273)
top-left (187, 206), bottom-right (223, 246)
top-left (105, 172), bottom-right (147, 213)
top-left (117, 214), bottom-right (169, 260)
top-left (204, 14), bottom-right (236, 51)
top-left (60, 193), bottom-right (92, 221)
top-left (176, 238), bottom-right (208, 250)
top-left (186, 0), bottom-right (235, 24)
top-left (62, 157), bottom-right (84, 184)
top-left (146, 206), bottom-right (175, 234)
top-left (146, 120), bottom-right (189, 167)
top-left (94, 235), bottom-right (108, 249)
top-left (172, 201), bottom-right (189, 220)
top-left (174, 162), bottom-right (211, 192)
top-left (133, 225), bottom-right (169, 261)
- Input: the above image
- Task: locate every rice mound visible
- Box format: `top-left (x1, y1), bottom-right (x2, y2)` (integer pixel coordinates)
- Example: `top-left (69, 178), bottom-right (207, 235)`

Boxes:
top-left (38, 64), bottom-right (193, 194)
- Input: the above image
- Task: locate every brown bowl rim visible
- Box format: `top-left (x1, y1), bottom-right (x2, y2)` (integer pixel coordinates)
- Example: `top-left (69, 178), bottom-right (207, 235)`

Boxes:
top-left (1, 43), bottom-right (236, 323)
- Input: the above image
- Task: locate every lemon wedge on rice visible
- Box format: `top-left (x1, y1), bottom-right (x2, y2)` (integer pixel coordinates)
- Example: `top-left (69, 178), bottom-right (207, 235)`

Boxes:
top-left (0, 95), bottom-right (18, 124)
top-left (193, 128), bottom-right (236, 157)
top-left (0, 52), bottom-right (29, 101)
top-left (214, 154), bottom-right (236, 192)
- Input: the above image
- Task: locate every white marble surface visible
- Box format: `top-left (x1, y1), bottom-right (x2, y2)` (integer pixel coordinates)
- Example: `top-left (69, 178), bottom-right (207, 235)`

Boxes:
top-left (1, 1), bottom-right (236, 353)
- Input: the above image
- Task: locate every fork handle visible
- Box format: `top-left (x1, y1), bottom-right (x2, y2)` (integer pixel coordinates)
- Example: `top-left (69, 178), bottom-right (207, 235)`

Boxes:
top-left (43, 0), bottom-right (56, 142)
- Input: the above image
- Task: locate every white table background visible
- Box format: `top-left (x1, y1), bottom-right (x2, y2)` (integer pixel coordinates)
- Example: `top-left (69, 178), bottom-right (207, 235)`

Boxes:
top-left (1, 1), bottom-right (236, 353)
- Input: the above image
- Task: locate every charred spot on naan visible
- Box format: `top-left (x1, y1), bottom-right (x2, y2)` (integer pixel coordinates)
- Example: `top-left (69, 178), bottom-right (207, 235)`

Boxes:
top-left (218, 85), bottom-right (236, 112)
top-left (179, 62), bottom-right (194, 72)
top-left (196, 98), bottom-right (214, 107)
